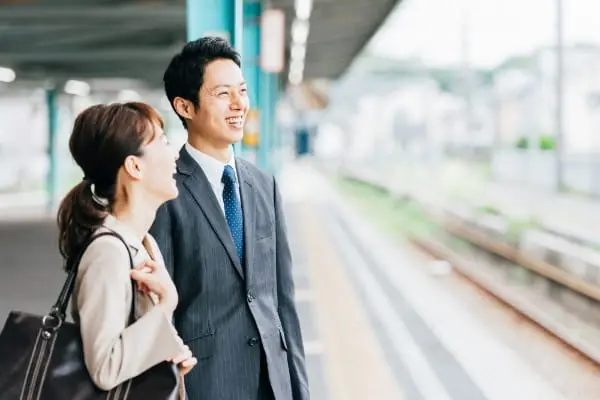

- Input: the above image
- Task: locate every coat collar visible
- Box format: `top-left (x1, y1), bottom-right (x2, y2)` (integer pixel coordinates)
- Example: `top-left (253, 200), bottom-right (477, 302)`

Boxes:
top-left (102, 214), bottom-right (148, 257)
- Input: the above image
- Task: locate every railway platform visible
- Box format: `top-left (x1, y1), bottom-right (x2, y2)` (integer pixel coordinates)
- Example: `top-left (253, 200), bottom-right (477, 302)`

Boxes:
top-left (1, 161), bottom-right (598, 399)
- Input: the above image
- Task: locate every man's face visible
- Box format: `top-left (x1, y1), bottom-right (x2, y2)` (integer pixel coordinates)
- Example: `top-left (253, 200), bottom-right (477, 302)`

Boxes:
top-left (188, 58), bottom-right (249, 147)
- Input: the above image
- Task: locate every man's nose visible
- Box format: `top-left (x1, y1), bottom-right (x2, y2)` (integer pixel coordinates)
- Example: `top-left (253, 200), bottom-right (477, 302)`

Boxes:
top-left (230, 93), bottom-right (243, 110)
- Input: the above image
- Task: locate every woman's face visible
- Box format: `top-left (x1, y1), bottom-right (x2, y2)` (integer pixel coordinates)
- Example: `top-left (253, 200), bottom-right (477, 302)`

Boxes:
top-left (138, 123), bottom-right (179, 202)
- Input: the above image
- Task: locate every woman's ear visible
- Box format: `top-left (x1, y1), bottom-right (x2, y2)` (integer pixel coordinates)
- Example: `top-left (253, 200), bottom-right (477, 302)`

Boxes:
top-left (123, 155), bottom-right (143, 181)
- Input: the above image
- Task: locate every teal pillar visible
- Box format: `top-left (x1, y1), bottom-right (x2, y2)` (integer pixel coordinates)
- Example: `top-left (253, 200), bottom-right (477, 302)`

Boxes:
top-left (242, 0), bottom-right (261, 161)
top-left (243, 1), bottom-right (261, 116)
top-left (263, 72), bottom-right (280, 174)
top-left (187, 0), bottom-right (237, 44)
top-left (46, 88), bottom-right (58, 211)
top-left (271, 74), bottom-right (281, 175)
top-left (187, 0), bottom-right (243, 152)
top-left (259, 72), bottom-right (273, 172)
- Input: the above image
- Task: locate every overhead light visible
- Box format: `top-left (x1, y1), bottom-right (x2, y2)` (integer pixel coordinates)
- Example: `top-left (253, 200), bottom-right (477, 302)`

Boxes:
top-left (64, 80), bottom-right (90, 96)
top-left (295, 0), bottom-right (313, 20)
top-left (291, 19), bottom-right (309, 44)
top-left (289, 70), bottom-right (303, 85)
top-left (291, 43), bottom-right (306, 61)
top-left (0, 67), bottom-right (16, 83)
top-left (289, 58), bottom-right (304, 74)
top-left (117, 89), bottom-right (140, 102)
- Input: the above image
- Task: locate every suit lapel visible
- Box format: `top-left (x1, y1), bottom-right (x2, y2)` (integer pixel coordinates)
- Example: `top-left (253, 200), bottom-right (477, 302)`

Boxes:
top-left (177, 147), bottom-right (245, 280)
top-left (237, 160), bottom-right (256, 285)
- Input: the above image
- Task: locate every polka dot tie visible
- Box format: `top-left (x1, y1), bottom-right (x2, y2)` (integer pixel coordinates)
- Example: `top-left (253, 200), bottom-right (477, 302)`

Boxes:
top-left (222, 165), bottom-right (244, 265)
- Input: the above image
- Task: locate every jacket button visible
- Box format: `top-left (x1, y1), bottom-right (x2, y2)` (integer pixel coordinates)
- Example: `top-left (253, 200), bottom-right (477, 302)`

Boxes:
top-left (248, 337), bottom-right (259, 346)
top-left (247, 292), bottom-right (255, 303)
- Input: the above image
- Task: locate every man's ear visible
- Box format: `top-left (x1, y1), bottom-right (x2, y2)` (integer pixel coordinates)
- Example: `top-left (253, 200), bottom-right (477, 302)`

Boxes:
top-left (173, 97), bottom-right (196, 120)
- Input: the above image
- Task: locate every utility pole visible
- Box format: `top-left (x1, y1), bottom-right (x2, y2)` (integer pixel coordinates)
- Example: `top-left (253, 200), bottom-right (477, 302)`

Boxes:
top-left (460, 1), bottom-right (473, 159)
top-left (555, 0), bottom-right (564, 191)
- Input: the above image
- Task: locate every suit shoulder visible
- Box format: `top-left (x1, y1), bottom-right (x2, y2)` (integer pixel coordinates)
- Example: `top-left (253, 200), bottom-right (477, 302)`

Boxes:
top-left (237, 157), bottom-right (274, 187)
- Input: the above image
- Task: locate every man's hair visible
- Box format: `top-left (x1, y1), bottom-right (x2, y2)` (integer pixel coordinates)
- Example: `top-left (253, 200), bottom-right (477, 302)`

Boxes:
top-left (163, 36), bottom-right (241, 129)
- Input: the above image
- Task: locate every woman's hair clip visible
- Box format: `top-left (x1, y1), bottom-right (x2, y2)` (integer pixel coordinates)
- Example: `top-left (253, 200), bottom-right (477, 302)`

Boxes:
top-left (89, 182), bottom-right (109, 208)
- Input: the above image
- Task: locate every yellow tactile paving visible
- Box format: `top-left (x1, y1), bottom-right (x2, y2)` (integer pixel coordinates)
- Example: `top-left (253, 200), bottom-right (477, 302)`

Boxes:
top-left (297, 201), bottom-right (404, 400)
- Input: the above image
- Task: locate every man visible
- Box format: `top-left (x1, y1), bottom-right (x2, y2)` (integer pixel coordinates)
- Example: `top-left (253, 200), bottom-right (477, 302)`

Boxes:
top-left (150, 36), bottom-right (310, 400)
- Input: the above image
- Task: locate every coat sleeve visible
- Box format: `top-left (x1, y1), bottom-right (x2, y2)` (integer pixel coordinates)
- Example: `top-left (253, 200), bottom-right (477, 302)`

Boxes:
top-left (273, 177), bottom-right (310, 400)
top-left (75, 236), bottom-right (185, 391)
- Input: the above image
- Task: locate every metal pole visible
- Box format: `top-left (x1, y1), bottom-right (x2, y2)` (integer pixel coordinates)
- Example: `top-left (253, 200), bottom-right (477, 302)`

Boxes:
top-left (46, 87), bottom-right (58, 212)
top-left (460, 3), bottom-right (472, 159)
top-left (234, 0), bottom-right (243, 55)
top-left (555, 0), bottom-right (564, 191)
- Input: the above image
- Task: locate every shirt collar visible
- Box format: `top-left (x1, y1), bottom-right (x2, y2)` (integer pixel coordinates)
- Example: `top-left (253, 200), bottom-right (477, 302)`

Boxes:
top-left (184, 142), bottom-right (237, 187)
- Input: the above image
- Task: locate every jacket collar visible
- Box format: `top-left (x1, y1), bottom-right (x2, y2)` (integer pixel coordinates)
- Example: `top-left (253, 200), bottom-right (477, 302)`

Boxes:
top-left (102, 214), bottom-right (146, 256)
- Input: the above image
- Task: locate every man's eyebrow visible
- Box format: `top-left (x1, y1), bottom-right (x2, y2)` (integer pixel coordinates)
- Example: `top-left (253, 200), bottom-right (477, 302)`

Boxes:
top-left (210, 81), bottom-right (247, 90)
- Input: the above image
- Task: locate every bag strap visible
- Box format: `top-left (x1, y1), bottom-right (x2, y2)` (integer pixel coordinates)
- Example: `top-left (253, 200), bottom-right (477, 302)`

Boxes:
top-left (49, 230), bottom-right (138, 326)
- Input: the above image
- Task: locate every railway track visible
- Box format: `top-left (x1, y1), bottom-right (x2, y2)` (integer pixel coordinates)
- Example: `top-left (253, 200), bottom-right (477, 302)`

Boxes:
top-left (342, 172), bottom-right (600, 368)
top-left (410, 232), bottom-right (600, 366)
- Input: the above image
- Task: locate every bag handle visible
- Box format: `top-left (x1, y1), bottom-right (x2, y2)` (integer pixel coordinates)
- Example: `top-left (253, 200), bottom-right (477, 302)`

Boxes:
top-left (43, 231), bottom-right (137, 332)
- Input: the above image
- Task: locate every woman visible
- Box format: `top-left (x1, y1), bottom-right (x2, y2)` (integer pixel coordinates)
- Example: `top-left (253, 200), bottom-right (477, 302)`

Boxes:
top-left (56, 102), bottom-right (196, 392)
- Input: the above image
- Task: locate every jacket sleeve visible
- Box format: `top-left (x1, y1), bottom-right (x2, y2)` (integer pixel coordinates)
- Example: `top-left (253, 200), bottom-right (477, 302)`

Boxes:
top-left (75, 236), bottom-right (185, 391)
top-left (273, 177), bottom-right (310, 399)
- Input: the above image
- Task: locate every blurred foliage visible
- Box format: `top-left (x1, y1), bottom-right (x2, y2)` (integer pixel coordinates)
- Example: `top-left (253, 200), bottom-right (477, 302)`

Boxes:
top-left (335, 177), bottom-right (441, 240)
top-left (538, 134), bottom-right (556, 150)
top-left (515, 137), bottom-right (529, 149)
top-left (514, 134), bottom-right (556, 150)
top-left (337, 176), bottom-right (540, 249)
top-left (477, 204), bottom-right (502, 216)
top-left (506, 218), bottom-right (540, 244)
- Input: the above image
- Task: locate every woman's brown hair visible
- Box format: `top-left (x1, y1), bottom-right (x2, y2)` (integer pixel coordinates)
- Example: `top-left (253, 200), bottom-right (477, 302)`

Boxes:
top-left (57, 102), bottom-right (164, 267)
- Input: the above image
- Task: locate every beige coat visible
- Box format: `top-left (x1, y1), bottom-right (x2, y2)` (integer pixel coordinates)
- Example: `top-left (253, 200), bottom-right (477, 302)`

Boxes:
top-left (71, 214), bottom-right (186, 391)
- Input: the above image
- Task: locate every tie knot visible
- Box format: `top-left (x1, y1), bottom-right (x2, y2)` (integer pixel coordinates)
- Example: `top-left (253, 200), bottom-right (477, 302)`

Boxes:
top-left (222, 165), bottom-right (236, 185)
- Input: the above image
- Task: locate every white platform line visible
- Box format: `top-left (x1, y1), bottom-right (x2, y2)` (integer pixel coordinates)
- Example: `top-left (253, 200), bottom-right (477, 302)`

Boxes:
top-left (328, 217), bottom-right (453, 400)
top-left (331, 184), bottom-right (568, 400)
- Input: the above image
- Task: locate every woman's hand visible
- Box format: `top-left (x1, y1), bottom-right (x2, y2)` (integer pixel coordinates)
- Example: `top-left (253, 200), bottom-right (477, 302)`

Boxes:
top-left (169, 345), bottom-right (197, 375)
top-left (130, 259), bottom-right (178, 313)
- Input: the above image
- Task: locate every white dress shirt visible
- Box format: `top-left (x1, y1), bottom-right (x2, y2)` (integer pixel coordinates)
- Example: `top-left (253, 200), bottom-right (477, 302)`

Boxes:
top-left (185, 143), bottom-right (240, 215)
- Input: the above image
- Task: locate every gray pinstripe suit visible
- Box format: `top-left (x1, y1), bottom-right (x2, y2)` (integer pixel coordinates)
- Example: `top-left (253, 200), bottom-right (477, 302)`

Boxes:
top-left (150, 147), bottom-right (309, 400)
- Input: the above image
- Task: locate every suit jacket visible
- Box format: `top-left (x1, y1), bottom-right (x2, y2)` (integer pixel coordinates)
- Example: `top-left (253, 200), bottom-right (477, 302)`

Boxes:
top-left (150, 147), bottom-right (310, 400)
top-left (71, 215), bottom-right (186, 391)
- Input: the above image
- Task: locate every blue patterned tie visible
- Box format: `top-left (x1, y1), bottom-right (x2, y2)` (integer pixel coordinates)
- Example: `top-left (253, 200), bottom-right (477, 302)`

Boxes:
top-left (222, 165), bottom-right (244, 265)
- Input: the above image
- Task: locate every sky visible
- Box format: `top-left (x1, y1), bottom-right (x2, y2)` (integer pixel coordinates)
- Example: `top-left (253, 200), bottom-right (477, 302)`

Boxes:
top-left (368, 0), bottom-right (600, 69)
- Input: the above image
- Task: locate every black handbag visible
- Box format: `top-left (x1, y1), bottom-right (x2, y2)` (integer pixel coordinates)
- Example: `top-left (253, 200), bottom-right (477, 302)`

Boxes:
top-left (0, 231), bottom-right (183, 399)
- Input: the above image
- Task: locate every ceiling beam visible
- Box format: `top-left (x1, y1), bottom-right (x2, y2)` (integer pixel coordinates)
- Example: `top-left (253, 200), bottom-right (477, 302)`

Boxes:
top-left (335, 0), bottom-right (399, 78)
top-left (15, 67), bottom-right (163, 86)
top-left (0, 5), bottom-right (185, 22)
top-left (0, 48), bottom-right (176, 63)
top-left (309, 14), bottom-right (385, 36)
top-left (306, 30), bottom-right (372, 48)
top-left (32, 24), bottom-right (175, 48)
